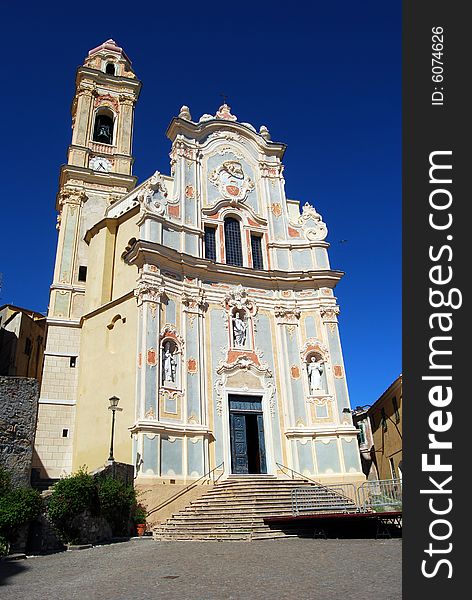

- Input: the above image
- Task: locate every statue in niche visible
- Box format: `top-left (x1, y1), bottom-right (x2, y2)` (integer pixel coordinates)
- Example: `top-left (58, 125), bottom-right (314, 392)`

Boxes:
top-left (307, 356), bottom-right (324, 394)
top-left (232, 311), bottom-right (247, 347)
top-left (162, 341), bottom-right (177, 384)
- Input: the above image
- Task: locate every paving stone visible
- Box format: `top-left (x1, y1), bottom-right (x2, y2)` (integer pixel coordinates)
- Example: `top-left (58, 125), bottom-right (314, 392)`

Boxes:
top-left (0, 538), bottom-right (401, 599)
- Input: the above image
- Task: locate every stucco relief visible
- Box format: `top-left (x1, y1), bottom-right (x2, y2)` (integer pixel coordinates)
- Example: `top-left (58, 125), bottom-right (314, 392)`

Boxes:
top-left (320, 305), bottom-right (340, 322)
top-left (139, 171), bottom-right (168, 216)
top-left (94, 94), bottom-right (120, 113)
top-left (182, 291), bottom-right (208, 313)
top-left (209, 160), bottom-right (254, 202)
top-left (298, 202), bottom-right (328, 241)
top-left (300, 339), bottom-right (330, 363)
top-left (274, 305), bottom-right (301, 325)
top-left (214, 356), bottom-right (275, 417)
top-left (134, 279), bottom-right (166, 306)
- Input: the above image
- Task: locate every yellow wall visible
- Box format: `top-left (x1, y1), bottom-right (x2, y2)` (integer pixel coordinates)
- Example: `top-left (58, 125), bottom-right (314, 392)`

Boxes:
top-left (111, 215), bottom-right (139, 300)
top-left (369, 376), bottom-right (402, 480)
top-left (72, 296), bottom-right (137, 472)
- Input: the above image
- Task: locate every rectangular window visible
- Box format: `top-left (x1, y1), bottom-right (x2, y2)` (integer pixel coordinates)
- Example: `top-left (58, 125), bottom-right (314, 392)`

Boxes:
top-left (24, 337), bottom-right (32, 356)
top-left (381, 408), bottom-right (387, 431)
top-left (78, 266), bottom-right (87, 282)
top-left (392, 397), bottom-right (400, 423)
top-left (251, 234), bottom-right (264, 270)
top-left (62, 428), bottom-right (69, 438)
top-left (357, 422), bottom-right (366, 445)
top-left (204, 226), bottom-right (217, 261)
top-left (224, 218), bottom-right (243, 267)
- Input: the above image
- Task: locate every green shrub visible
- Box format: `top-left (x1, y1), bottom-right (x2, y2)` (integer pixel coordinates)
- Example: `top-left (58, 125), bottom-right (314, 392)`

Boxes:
top-left (132, 503), bottom-right (147, 525)
top-left (47, 467), bottom-right (99, 542)
top-left (0, 470), bottom-right (43, 555)
top-left (47, 467), bottom-right (138, 542)
top-left (0, 488), bottom-right (43, 534)
top-left (97, 477), bottom-right (136, 536)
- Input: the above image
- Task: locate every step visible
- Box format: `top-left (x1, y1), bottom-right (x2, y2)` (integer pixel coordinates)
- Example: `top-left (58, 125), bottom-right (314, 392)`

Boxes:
top-left (157, 522), bottom-right (271, 532)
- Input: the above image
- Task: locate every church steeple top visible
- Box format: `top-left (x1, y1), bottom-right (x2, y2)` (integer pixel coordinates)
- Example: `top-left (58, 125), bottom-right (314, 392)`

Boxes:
top-left (87, 38), bottom-right (131, 64)
top-left (83, 39), bottom-right (136, 79)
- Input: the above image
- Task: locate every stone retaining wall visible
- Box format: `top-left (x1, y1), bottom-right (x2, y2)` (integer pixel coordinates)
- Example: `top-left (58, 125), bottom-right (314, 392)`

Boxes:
top-left (0, 376), bottom-right (39, 487)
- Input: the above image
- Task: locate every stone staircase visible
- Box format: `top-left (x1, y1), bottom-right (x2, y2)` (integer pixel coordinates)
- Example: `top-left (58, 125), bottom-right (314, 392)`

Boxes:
top-left (153, 475), bottom-right (359, 541)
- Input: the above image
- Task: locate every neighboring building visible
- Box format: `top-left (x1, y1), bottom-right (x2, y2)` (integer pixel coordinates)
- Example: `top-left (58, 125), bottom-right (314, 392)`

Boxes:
top-left (361, 374), bottom-right (402, 481)
top-left (0, 305), bottom-right (46, 384)
top-left (33, 39), bottom-right (363, 488)
top-left (352, 405), bottom-right (378, 480)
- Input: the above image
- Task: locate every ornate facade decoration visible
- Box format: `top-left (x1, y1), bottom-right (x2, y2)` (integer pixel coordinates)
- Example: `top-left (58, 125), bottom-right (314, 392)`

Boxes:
top-left (178, 105), bottom-right (192, 121)
top-left (223, 286), bottom-right (257, 316)
top-left (260, 162), bottom-right (283, 179)
top-left (209, 160), bottom-right (254, 202)
top-left (94, 94), bottom-right (120, 113)
top-left (215, 103), bottom-right (237, 121)
top-left (300, 338), bottom-right (330, 363)
top-left (159, 324), bottom-right (185, 348)
top-left (320, 305), bottom-right (340, 322)
top-left (134, 279), bottom-right (166, 306)
top-left (297, 202), bottom-right (328, 241)
top-left (306, 395), bottom-right (334, 406)
top-left (58, 188), bottom-right (87, 208)
top-left (274, 305), bottom-right (301, 325)
top-left (214, 356), bottom-right (275, 417)
top-left (138, 171), bottom-right (169, 215)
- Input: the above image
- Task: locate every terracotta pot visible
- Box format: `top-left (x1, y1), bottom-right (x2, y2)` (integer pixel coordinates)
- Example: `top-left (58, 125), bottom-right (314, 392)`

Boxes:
top-left (136, 523), bottom-right (146, 536)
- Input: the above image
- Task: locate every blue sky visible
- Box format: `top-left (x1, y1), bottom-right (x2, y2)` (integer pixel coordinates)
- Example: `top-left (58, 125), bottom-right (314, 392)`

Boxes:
top-left (0, 1), bottom-right (401, 407)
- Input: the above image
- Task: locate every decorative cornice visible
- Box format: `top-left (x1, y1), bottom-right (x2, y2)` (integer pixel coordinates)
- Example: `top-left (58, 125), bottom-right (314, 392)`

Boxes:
top-left (124, 240), bottom-right (344, 289)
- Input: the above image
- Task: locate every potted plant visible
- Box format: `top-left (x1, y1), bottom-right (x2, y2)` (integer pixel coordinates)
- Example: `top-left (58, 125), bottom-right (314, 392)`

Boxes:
top-left (133, 504), bottom-right (147, 536)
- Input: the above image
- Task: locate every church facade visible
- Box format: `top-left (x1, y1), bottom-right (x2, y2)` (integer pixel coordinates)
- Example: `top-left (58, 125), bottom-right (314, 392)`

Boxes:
top-left (33, 40), bottom-right (363, 487)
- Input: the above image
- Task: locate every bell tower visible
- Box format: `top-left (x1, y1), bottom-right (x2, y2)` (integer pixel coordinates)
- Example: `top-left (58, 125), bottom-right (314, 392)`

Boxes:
top-left (53, 39), bottom-right (142, 319)
top-left (33, 41), bottom-right (141, 479)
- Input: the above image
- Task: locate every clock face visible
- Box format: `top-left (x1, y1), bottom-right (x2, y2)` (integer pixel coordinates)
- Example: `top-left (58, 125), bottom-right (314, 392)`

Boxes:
top-left (90, 156), bottom-right (112, 172)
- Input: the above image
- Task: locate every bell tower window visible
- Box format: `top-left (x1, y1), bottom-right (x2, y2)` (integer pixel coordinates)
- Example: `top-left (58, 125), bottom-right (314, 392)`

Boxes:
top-left (93, 109), bottom-right (114, 145)
top-left (105, 63), bottom-right (116, 75)
top-left (224, 217), bottom-right (243, 267)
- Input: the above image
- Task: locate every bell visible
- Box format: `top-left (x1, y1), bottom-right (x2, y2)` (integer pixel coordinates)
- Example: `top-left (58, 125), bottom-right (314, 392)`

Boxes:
top-left (97, 125), bottom-right (111, 143)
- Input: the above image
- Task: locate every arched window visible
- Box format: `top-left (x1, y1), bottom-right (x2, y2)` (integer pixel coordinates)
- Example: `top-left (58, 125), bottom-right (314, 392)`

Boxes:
top-left (224, 217), bottom-right (243, 267)
top-left (93, 109), bottom-right (114, 145)
top-left (105, 63), bottom-right (116, 75)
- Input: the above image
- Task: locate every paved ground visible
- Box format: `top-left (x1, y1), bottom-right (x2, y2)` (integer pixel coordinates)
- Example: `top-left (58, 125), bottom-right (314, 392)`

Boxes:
top-left (0, 537), bottom-right (401, 599)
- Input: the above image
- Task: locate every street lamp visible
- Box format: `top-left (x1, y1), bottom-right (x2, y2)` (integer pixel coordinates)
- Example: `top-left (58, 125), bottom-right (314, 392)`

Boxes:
top-left (108, 396), bottom-right (123, 463)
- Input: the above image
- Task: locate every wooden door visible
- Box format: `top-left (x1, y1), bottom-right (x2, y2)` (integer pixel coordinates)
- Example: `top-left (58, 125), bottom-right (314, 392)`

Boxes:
top-left (230, 412), bottom-right (248, 474)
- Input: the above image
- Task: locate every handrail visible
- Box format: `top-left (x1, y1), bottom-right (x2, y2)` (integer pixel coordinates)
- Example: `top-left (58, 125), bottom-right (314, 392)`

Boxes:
top-left (146, 462), bottom-right (224, 517)
top-left (276, 462), bottom-right (358, 506)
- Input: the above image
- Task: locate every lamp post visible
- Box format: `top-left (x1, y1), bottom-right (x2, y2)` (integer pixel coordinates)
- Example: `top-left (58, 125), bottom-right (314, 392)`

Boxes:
top-left (108, 396), bottom-right (122, 463)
